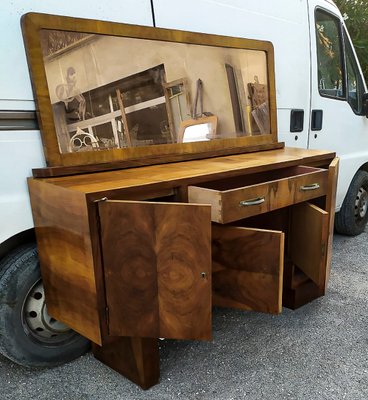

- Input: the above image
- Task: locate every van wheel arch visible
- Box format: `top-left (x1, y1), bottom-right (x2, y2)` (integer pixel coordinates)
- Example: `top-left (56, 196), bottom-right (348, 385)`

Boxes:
top-left (0, 228), bottom-right (36, 262)
top-left (335, 168), bottom-right (368, 236)
top-left (0, 242), bottom-right (90, 367)
top-left (358, 162), bottom-right (368, 174)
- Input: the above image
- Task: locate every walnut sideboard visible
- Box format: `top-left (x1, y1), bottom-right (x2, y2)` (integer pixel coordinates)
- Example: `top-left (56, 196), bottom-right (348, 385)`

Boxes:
top-left (22, 13), bottom-right (339, 389)
top-left (28, 147), bottom-right (338, 389)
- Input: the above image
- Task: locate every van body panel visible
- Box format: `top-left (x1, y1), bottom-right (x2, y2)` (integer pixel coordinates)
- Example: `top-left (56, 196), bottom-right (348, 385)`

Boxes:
top-left (0, 100), bottom-right (36, 111)
top-left (0, 130), bottom-right (44, 243)
top-left (0, 0), bottom-right (153, 247)
top-left (153, 0), bottom-right (312, 149)
top-left (307, 0), bottom-right (368, 208)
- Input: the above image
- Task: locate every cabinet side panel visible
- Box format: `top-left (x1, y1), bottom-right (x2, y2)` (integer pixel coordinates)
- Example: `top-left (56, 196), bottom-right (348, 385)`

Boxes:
top-left (28, 179), bottom-right (101, 344)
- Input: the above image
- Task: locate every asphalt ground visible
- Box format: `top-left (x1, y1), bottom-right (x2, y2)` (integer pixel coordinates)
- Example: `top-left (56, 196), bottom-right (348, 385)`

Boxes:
top-left (1, 231), bottom-right (367, 400)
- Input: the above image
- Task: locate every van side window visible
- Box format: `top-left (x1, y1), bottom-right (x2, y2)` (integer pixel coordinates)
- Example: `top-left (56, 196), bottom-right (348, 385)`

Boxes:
top-left (315, 10), bottom-right (345, 99)
top-left (344, 29), bottom-right (365, 114)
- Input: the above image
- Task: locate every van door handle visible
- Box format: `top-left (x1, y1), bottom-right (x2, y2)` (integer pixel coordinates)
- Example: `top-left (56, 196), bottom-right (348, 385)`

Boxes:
top-left (290, 109), bottom-right (304, 132)
top-left (311, 110), bottom-right (323, 131)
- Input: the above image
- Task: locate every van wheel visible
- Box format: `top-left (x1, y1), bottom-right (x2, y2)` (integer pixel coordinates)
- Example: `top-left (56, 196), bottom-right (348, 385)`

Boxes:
top-left (0, 243), bottom-right (90, 367)
top-left (335, 170), bottom-right (368, 236)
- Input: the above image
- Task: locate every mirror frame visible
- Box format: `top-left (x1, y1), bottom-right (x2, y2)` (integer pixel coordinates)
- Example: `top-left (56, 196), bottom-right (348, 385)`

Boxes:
top-left (22, 12), bottom-right (280, 171)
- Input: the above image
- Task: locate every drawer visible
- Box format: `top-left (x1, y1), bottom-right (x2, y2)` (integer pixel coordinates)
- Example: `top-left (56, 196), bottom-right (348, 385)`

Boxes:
top-left (188, 166), bottom-right (328, 223)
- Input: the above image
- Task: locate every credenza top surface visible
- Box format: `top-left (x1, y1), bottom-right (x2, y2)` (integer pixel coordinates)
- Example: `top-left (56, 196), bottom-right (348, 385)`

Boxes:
top-left (31, 147), bottom-right (335, 195)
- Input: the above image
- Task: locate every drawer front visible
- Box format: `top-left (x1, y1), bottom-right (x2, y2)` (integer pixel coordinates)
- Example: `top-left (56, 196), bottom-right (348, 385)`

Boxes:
top-left (188, 168), bottom-right (328, 223)
top-left (293, 170), bottom-right (328, 203)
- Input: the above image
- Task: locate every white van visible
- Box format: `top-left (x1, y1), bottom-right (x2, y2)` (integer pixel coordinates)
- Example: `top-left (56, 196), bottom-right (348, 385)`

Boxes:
top-left (1, 0), bottom-right (367, 367)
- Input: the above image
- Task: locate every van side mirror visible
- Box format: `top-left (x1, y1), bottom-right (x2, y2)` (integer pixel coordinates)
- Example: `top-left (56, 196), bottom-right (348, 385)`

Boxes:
top-left (363, 93), bottom-right (368, 118)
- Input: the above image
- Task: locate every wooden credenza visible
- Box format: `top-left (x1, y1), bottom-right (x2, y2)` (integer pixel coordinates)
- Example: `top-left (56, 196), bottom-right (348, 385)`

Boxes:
top-left (28, 147), bottom-right (338, 389)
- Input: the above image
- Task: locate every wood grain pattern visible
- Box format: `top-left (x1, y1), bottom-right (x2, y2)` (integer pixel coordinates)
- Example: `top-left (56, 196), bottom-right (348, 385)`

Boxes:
top-left (27, 149), bottom-right (336, 347)
top-left (289, 202), bottom-right (329, 286)
top-left (27, 144), bottom-right (338, 391)
top-left (99, 200), bottom-right (212, 340)
top-left (92, 337), bottom-right (159, 389)
top-left (36, 148), bottom-right (336, 195)
top-left (212, 224), bottom-right (284, 314)
top-left (28, 179), bottom-right (102, 344)
top-left (188, 165), bottom-right (328, 223)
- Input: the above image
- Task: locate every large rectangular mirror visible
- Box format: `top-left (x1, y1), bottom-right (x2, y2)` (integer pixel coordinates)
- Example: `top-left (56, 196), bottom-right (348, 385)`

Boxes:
top-left (22, 13), bottom-right (279, 169)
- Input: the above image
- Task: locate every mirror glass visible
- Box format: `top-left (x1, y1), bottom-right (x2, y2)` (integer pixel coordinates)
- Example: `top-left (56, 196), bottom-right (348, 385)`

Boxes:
top-left (39, 29), bottom-right (270, 153)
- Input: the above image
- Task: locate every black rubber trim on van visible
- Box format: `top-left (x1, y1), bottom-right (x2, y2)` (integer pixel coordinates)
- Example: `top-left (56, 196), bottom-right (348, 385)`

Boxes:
top-left (0, 111), bottom-right (38, 130)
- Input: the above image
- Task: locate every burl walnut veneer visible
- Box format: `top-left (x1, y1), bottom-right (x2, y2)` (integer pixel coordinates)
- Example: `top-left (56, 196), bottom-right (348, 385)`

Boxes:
top-left (28, 147), bottom-right (338, 389)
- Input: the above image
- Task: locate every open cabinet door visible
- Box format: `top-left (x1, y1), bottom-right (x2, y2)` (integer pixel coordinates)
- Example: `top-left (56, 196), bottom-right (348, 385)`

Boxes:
top-left (289, 202), bottom-right (329, 286)
top-left (212, 225), bottom-right (284, 314)
top-left (98, 200), bottom-right (212, 340)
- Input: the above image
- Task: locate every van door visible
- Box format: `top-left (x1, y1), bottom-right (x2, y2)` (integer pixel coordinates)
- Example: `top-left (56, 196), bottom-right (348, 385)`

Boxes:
top-left (307, 1), bottom-right (368, 210)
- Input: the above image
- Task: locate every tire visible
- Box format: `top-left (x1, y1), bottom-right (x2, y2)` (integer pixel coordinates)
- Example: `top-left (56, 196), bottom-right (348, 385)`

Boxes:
top-left (0, 243), bottom-right (90, 367)
top-left (335, 170), bottom-right (368, 236)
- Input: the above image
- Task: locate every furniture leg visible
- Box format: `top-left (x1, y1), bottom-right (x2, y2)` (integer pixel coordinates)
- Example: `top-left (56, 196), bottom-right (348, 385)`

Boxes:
top-left (92, 337), bottom-right (159, 389)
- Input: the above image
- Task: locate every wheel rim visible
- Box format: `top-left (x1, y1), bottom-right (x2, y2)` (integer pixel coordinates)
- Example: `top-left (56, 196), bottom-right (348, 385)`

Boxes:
top-left (354, 186), bottom-right (368, 221)
top-left (22, 279), bottom-right (77, 345)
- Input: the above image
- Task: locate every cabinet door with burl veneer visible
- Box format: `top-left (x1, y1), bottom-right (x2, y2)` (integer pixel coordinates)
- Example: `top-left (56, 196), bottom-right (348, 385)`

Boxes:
top-left (98, 200), bottom-right (212, 341)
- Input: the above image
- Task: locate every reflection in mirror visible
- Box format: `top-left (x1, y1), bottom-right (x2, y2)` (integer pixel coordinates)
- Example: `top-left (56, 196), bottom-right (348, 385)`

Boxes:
top-left (179, 115), bottom-right (218, 143)
top-left (39, 29), bottom-right (270, 153)
top-left (183, 124), bottom-right (210, 143)
top-left (163, 78), bottom-right (192, 137)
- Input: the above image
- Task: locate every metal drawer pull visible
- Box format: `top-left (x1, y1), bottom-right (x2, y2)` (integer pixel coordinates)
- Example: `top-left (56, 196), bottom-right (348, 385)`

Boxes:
top-left (239, 196), bottom-right (265, 207)
top-left (300, 183), bottom-right (320, 191)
